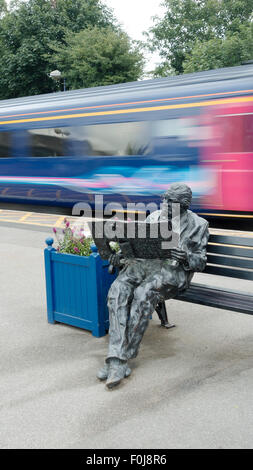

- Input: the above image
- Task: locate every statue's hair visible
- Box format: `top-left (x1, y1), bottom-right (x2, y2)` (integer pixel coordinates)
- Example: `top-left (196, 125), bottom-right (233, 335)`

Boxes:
top-left (162, 183), bottom-right (192, 209)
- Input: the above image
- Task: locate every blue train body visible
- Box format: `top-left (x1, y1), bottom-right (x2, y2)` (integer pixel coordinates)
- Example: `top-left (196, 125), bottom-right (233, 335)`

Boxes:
top-left (0, 64), bottom-right (252, 212)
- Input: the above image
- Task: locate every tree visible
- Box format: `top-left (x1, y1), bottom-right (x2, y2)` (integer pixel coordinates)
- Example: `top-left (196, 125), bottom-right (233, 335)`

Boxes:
top-left (0, 0), bottom-right (6, 16)
top-left (146, 0), bottom-right (253, 75)
top-left (52, 0), bottom-right (116, 33)
top-left (0, 0), bottom-right (118, 98)
top-left (50, 27), bottom-right (144, 89)
top-left (183, 23), bottom-right (253, 73)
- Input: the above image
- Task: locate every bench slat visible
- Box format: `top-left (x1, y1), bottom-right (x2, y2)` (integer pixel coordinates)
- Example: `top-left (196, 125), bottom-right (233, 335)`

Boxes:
top-left (204, 265), bottom-right (253, 280)
top-left (209, 234), bottom-right (253, 247)
top-left (207, 254), bottom-right (253, 269)
top-left (165, 233), bottom-right (253, 316)
top-left (176, 283), bottom-right (253, 315)
top-left (207, 244), bottom-right (253, 258)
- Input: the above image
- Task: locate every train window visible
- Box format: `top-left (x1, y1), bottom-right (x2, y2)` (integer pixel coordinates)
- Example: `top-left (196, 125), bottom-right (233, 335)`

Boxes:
top-left (28, 128), bottom-right (67, 157)
top-left (150, 118), bottom-right (200, 157)
top-left (216, 113), bottom-right (253, 153)
top-left (0, 132), bottom-right (11, 158)
top-left (243, 113), bottom-right (253, 152)
top-left (152, 118), bottom-right (198, 140)
top-left (27, 121), bottom-right (151, 157)
top-left (67, 121), bottom-right (151, 156)
top-left (216, 115), bottom-right (243, 153)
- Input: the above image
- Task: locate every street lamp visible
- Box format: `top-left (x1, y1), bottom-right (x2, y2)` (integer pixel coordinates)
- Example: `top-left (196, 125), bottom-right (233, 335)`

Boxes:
top-left (49, 69), bottom-right (66, 92)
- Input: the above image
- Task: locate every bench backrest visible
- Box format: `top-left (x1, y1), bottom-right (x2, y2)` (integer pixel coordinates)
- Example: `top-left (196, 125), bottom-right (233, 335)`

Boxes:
top-left (205, 234), bottom-right (253, 280)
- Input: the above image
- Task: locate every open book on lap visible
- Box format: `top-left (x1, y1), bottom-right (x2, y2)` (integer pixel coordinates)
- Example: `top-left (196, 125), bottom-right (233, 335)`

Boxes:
top-left (89, 220), bottom-right (179, 260)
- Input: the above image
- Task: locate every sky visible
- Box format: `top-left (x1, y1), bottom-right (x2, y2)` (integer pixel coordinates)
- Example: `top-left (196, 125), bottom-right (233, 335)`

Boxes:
top-left (105, 0), bottom-right (165, 74)
top-left (105, 0), bottom-right (165, 42)
top-left (5, 0), bottom-right (166, 75)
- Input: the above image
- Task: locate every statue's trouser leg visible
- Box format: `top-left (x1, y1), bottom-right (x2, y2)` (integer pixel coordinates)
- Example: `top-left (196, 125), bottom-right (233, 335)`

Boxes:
top-left (126, 273), bottom-right (178, 360)
top-left (106, 277), bottom-right (135, 363)
top-left (106, 261), bottom-right (148, 362)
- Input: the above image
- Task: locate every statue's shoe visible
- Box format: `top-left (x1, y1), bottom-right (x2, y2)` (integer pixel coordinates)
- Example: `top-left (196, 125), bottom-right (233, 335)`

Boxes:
top-left (106, 359), bottom-right (131, 389)
top-left (96, 363), bottom-right (110, 381)
top-left (97, 361), bottom-right (131, 382)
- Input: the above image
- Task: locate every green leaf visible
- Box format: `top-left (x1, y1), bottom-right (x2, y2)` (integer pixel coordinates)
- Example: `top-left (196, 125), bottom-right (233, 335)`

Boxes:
top-left (49, 26), bottom-right (144, 90)
top-left (0, 0), bottom-right (122, 98)
top-left (145, 0), bottom-right (253, 76)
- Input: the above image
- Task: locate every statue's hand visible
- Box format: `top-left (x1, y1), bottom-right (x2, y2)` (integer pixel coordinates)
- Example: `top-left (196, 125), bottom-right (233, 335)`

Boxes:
top-left (109, 253), bottom-right (124, 268)
top-left (170, 249), bottom-right (187, 262)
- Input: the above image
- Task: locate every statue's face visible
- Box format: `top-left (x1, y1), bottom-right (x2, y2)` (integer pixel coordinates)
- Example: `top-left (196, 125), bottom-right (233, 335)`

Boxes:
top-left (161, 195), bottom-right (186, 219)
top-left (161, 197), bottom-right (178, 219)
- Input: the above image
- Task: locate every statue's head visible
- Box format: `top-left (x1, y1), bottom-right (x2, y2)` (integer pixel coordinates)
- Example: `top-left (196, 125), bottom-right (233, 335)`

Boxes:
top-left (161, 183), bottom-right (192, 218)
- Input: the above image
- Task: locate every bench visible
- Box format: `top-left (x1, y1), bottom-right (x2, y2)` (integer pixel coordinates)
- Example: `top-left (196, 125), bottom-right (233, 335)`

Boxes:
top-left (155, 233), bottom-right (253, 328)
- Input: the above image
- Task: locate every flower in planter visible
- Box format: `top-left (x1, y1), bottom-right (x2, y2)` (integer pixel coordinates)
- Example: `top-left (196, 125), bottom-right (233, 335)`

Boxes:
top-left (53, 218), bottom-right (120, 256)
top-left (53, 218), bottom-right (94, 256)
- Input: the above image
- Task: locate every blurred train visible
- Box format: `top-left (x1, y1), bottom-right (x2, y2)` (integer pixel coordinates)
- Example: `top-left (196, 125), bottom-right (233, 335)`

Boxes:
top-left (0, 63), bottom-right (252, 217)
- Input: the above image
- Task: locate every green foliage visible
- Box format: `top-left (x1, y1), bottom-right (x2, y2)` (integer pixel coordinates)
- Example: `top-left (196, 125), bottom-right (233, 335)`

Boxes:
top-left (0, 0), bottom-right (6, 16)
top-left (146, 0), bottom-right (253, 76)
top-left (0, 0), bottom-right (134, 99)
top-left (50, 27), bottom-right (144, 89)
top-left (54, 218), bottom-right (119, 257)
top-left (0, 39), bottom-right (55, 98)
top-left (54, 0), bottom-right (116, 33)
top-left (53, 218), bottom-right (94, 256)
top-left (151, 62), bottom-right (175, 78)
top-left (183, 23), bottom-right (253, 73)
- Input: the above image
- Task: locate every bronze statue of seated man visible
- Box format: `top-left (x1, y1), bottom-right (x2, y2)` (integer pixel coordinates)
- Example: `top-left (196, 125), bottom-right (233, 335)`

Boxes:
top-left (97, 183), bottom-right (209, 389)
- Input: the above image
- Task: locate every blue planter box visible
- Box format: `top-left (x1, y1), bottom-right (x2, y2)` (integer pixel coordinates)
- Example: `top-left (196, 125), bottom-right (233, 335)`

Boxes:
top-left (44, 238), bottom-right (117, 337)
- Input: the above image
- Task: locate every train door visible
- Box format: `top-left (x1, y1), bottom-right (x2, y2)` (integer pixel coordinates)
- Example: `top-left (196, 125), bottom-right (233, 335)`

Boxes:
top-left (201, 102), bottom-right (253, 213)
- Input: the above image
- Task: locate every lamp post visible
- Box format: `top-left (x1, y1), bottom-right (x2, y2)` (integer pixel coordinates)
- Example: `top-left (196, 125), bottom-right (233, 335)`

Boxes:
top-left (49, 69), bottom-right (66, 92)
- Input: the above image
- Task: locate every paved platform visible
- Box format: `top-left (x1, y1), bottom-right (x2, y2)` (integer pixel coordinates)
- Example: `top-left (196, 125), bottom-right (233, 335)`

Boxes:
top-left (1, 208), bottom-right (253, 238)
top-left (0, 223), bottom-right (253, 449)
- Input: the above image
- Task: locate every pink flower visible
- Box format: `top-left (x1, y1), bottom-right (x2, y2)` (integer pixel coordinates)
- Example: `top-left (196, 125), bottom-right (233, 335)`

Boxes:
top-left (66, 221), bottom-right (70, 227)
top-left (53, 227), bottom-right (57, 233)
top-left (74, 246), bottom-right (80, 253)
